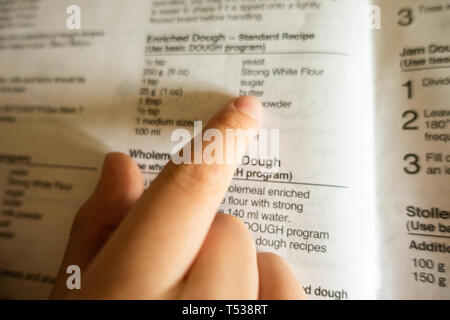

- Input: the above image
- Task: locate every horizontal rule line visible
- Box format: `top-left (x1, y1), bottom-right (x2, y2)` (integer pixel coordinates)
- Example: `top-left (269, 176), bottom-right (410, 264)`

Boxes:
top-left (233, 177), bottom-right (349, 189)
top-left (146, 51), bottom-right (350, 57)
top-left (401, 65), bottom-right (450, 73)
top-left (0, 161), bottom-right (98, 171)
top-left (408, 233), bottom-right (450, 239)
top-left (141, 171), bottom-right (348, 189)
top-left (29, 162), bottom-right (98, 171)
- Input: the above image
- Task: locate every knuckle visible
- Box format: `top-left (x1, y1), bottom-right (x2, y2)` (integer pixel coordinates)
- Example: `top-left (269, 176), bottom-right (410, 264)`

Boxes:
top-left (168, 162), bottom-right (225, 198)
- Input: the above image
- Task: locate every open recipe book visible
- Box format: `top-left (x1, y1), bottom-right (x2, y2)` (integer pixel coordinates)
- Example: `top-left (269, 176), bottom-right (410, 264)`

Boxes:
top-left (0, 0), bottom-right (448, 299)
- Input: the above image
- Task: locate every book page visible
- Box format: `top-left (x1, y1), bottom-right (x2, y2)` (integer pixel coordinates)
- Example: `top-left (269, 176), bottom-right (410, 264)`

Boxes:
top-left (0, 0), bottom-right (376, 299)
top-left (372, 0), bottom-right (450, 299)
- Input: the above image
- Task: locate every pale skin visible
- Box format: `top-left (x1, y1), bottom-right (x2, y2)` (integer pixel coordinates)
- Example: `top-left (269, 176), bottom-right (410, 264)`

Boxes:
top-left (51, 96), bottom-right (308, 300)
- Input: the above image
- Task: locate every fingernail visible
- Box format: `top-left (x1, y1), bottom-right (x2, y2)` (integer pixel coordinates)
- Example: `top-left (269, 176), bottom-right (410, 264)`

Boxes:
top-left (233, 96), bottom-right (262, 121)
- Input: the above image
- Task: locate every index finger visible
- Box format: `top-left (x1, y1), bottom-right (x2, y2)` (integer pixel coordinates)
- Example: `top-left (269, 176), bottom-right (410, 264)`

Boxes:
top-left (88, 96), bottom-right (262, 292)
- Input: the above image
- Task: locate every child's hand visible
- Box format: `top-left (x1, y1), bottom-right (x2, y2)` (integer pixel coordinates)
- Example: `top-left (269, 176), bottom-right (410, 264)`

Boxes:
top-left (50, 96), bottom-right (307, 300)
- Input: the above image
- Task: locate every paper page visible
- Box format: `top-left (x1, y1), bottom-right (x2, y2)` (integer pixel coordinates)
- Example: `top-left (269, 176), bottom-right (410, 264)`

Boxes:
top-left (372, 0), bottom-right (450, 299)
top-left (0, 0), bottom-right (375, 299)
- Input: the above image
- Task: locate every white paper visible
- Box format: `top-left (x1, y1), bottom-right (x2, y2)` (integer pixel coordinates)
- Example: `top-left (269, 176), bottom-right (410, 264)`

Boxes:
top-left (372, 0), bottom-right (450, 299)
top-left (5, 0), bottom-right (446, 300)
